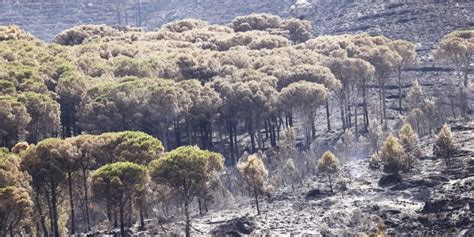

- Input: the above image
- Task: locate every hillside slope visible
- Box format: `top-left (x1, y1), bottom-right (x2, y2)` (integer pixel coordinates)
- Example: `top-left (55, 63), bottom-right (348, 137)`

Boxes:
top-left (141, 120), bottom-right (473, 236)
top-left (0, 0), bottom-right (471, 43)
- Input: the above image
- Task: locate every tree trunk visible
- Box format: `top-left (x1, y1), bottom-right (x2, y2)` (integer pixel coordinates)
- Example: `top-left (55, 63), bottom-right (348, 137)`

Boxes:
top-left (234, 123), bottom-right (239, 159)
top-left (398, 67), bottom-right (403, 114)
top-left (363, 78), bottom-right (369, 132)
top-left (347, 105), bottom-right (352, 128)
top-left (82, 168), bottom-right (91, 231)
top-left (463, 70), bottom-right (470, 115)
top-left (248, 119), bottom-right (256, 153)
top-left (355, 105), bottom-right (358, 139)
top-left (288, 112), bottom-right (293, 127)
top-left (50, 178), bottom-right (60, 237)
top-left (120, 202), bottom-right (125, 237)
top-left (175, 118), bottom-right (182, 147)
top-left (114, 205), bottom-right (118, 228)
top-left (459, 86), bottom-right (465, 118)
top-left (128, 199), bottom-right (132, 227)
top-left (378, 78), bottom-right (384, 123)
top-left (326, 98), bottom-right (331, 131)
top-left (139, 202), bottom-right (145, 230)
top-left (200, 122), bottom-right (206, 149)
top-left (35, 186), bottom-right (48, 237)
top-left (310, 110), bottom-right (316, 140)
top-left (382, 81), bottom-right (387, 121)
top-left (187, 118), bottom-right (193, 145)
top-left (45, 191), bottom-right (54, 236)
top-left (228, 119), bottom-right (235, 165)
top-left (160, 123), bottom-right (169, 151)
top-left (208, 120), bottom-right (213, 149)
top-left (198, 197), bottom-right (203, 215)
top-left (340, 98), bottom-right (346, 130)
top-left (270, 117), bottom-right (277, 147)
top-left (184, 197), bottom-right (191, 237)
top-left (68, 172), bottom-right (75, 235)
top-left (254, 186), bottom-right (260, 215)
top-left (204, 197), bottom-right (209, 213)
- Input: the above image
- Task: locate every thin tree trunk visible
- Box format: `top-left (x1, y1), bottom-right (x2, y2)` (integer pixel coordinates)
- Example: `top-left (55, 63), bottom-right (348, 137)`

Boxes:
top-left (355, 105), bottom-right (358, 139)
top-left (208, 120), bottom-right (213, 149)
top-left (288, 113), bottom-right (293, 127)
top-left (68, 172), bottom-right (75, 235)
top-left (363, 78), bottom-right (369, 131)
top-left (35, 187), bottom-right (48, 237)
top-left (128, 199), bottom-right (132, 227)
top-left (264, 120), bottom-right (269, 140)
top-left (228, 119), bottom-right (235, 165)
top-left (340, 98), bottom-right (346, 130)
top-left (347, 104), bottom-right (352, 128)
top-left (248, 119), bottom-right (256, 153)
top-left (114, 205), bottom-right (118, 228)
top-left (139, 202), bottom-right (145, 230)
top-left (198, 197), bottom-right (203, 215)
top-left (460, 86), bottom-right (465, 117)
top-left (187, 118), bottom-right (193, 145)
top-left (326, 98), bottom-right (331, 131)
top-left (254, 186), bottom-right (260, 215)
top-left (234, 123), bottom-right (239, 159)
top-left (120, 202), bottom-right (125, 237)
top-left (310, 110), bottom-right (316, 139)
top-left (160, 122), bottom-right (169, 151)
top-left (378, 78), bottom-right (384, 123)
top-left (82, 168), bottom-right (91, 231)
top-left (45, 191), bottom-right (54, 236)
top-left (184, 197), bottom-right (191, 237)
top-left (398, 67), bottom-right (403, 114)
top-left (382, 81), bottom-right (387, 121)
top-left (271, 117), bottom-right (277, 147)
top-left (50, 178), bottom-right (60, 237)
top-left (175, 118), bottom-right (182, 147)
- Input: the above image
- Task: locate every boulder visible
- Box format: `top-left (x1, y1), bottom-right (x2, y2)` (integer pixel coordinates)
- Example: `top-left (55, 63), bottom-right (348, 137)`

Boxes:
top-left (305, 188), bottom-right (331, 200)
top-left (378, 173), bottom-right (402, 187)
top-left (211, 216), bottom-right (256, 237)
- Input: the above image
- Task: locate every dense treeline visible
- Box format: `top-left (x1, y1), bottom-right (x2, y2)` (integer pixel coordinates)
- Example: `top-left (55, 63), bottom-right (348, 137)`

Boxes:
top-left (0, 13), bottom-right (472, 236)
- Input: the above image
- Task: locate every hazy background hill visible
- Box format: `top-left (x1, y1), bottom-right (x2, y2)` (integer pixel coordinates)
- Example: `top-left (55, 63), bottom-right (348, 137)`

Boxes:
top-left (0, 0), bottom-right (472, 44)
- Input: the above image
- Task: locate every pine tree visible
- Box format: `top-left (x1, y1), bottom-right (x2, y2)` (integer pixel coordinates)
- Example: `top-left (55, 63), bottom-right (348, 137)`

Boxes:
top-left (379, 134), bottom-right (407, 174)
top-left (149, 146), bottom-right (224, 237)
top-left (317, 151), bottom-right (340, 193)
top-left (399, 123), bottom-right (421, 168)
top-left (237, 153), bottom-right (269, 215)
top-left (433, 124), bottom-right (456, 167)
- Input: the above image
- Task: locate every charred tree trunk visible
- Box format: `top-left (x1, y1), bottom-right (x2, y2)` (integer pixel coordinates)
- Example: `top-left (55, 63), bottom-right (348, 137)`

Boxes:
top-left (398, 67), bottom-right (403, 114)
top-left (363, 78), bottom-right (369, 132)
top-left (326, 98), bottom-right (331, 131)
top-left (254, 186), bottom-right (260, 215)
top-left (228, 118), bottom-right (235, 165)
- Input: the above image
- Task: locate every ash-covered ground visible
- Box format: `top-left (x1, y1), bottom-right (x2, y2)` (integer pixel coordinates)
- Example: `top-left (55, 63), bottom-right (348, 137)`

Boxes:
top-left (108, 119), bottom-right (472, 236)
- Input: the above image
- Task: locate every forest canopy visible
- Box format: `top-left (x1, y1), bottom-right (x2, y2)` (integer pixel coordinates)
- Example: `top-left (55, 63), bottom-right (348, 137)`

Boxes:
top-left (0, 13), bottom-right (472, 236)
